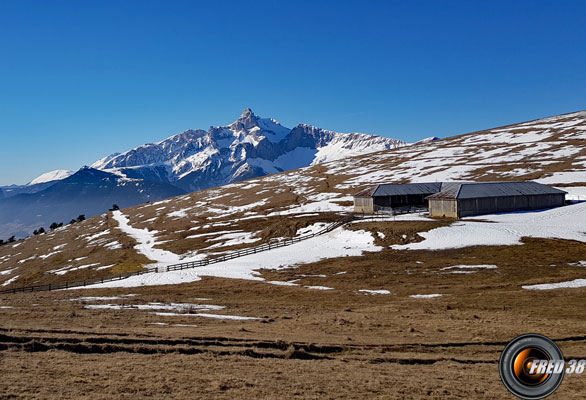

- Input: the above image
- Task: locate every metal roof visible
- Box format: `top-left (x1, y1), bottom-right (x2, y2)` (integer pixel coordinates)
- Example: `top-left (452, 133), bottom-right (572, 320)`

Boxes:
top-left (426, 182), bottom-right (566, 200)
top-left (355, 182), bottom-right (443, 197)
top-left (354, 185), bottom-right (378, 197)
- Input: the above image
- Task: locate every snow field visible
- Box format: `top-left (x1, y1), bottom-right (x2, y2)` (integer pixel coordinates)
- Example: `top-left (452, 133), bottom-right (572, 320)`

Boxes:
top-left (392, 202), bottom-right (586, 251)
top-left (82, 226), bottom-right (381, 289)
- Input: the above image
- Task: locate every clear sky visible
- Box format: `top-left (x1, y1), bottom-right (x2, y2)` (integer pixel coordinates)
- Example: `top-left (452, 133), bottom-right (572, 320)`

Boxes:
top-left (1, 0), bottom-right (585, 185)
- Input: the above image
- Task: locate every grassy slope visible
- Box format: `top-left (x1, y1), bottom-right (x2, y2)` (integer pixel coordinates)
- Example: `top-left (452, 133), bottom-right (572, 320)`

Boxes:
top-left (1, 111), bottom-right (586, 398)
top-left (0, 110), bottom-right (585, 288)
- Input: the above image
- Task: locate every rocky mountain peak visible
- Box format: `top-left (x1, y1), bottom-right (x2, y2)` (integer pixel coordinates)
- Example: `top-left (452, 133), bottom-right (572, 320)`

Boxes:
top-left (231, 108), bottom-right (260, 131)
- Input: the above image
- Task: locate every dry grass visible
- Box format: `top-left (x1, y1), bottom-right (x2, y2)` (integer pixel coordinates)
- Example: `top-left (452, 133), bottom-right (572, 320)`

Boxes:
top-left (1, 111), bottom-right (586, 398)
top-left (2, 110), bottom-right (586, 289)
top-left (2, 232), bottom-right (586, 398)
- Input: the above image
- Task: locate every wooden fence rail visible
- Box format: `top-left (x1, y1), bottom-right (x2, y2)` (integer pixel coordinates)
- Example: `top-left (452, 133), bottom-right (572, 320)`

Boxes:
top-left (0, 217), bottom-right (353, 295)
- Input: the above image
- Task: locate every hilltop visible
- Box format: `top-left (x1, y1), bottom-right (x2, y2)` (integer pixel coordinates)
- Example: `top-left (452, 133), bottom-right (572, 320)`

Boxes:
top-left (0, 109), bottom-right (585, 289)
top-left (0, 108), bottom-right (404, 238)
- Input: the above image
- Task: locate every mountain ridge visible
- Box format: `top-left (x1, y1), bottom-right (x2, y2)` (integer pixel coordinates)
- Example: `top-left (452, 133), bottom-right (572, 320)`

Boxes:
top-left (0, 109), bottom-right (405, 237)
top-left (1, 109), bottom-right (585, 287)
top-left (90, 108), bottom-right (406, 192)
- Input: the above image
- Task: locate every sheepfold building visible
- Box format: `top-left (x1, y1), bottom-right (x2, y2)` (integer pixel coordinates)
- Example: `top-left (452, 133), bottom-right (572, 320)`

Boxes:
top-left (427, 182), bottom-right (566, 219)
top-left (354, 183), bottom-right (444, 213)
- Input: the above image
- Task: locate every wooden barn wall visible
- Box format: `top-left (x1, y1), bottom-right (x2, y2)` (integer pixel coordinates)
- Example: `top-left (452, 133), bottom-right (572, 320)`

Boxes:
top-left (354, 197), bottom-right (374, 213)
top-left (457, 193), bottom-right (565, 218)
top-left (429, 199), bottom-right (458, 218)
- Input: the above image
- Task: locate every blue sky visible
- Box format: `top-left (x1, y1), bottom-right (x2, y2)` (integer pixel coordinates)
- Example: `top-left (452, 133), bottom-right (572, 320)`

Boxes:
top-left (1, 0), bottom-right (585, 185)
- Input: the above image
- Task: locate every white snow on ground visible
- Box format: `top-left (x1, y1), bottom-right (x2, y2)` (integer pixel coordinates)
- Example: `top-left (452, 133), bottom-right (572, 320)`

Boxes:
top-left (28, 169), bottom-right (73, 185)
top-left (67, 263), bottom-right (99, 273)
top-left (96, 264), bottom-right (116, 271)
top-left (112, 210), bottom-right (184, 263)
top-left (39, 251), bottom-right (62, 260)
top-left (523, 280), bottom-right (586, 291)
top-left (267, 199), bottom-right (350, 216)
top-left (205, 231), bottom-right (261, 249)
top-left (185, 230), bottom-right (240, 239)
top-left (392, 202), bottom-right (586, 250)
top-left (49, 263), bottom-right (101, 275)
top-left (410, 294), bottom-right (443, 299)
top-left (305, 286), bottom-right (334, 290)
top-left (79, 227), bottom-right (380, 289)
top-left (568, 261), bottom-right (586, 267)
top-left (104, 241), bottom-right (122, 250)
top-left (561, 186), bottom-right (586, 201)
top-left (153, 312), bottom-right (259, 320)
top-left (18, 255), bottom-right (36, 264)
top-left (69, 295), bottom-right (137, 302)
top-left (2, 275), bottom-right (19, 287)
top-left (440, 265), bottom-right (498, 274)
top-left (358, 289), bottom-right (390, 295)
top-left (537, 171), bottom-right (586, 185)
top-left (266, 280), bottom-right (299, 287)
top-left (0, 268), bottom-right (16, 276)
top-left (85, 231), bottom-right (109, 241)
top-left (84, 302), bottom-right (224, 311)
top-left (167, 209), bottom-right (188, 219)
top-left (296, 222), bottom-right (328, 236)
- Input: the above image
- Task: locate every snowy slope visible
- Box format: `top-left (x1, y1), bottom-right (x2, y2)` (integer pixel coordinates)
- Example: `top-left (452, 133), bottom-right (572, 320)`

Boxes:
top-left (28, 169), bottom-right (73, 185)
top-left (2, 109), bottom-right (586, 289)
top-left (90, 108), bottom-right (406, 191)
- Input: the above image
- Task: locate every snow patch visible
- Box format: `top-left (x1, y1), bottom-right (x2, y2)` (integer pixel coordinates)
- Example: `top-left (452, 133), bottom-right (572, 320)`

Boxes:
top-left (358, 289), bottom-right (390, 295)
top-left (410, 294), bottom-right (443, 299)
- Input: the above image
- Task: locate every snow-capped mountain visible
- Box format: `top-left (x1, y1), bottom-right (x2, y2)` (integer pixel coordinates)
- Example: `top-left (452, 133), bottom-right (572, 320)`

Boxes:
top-left (0, 167), bottom-right (185, 239)
top-left (3, 110), bottom-right (586, 288)
top-left (28, 169), bottom-right (73, 185)
top-left (0, 109), bottom-right (404, 238)
top-left (91, 108), bottom-right (405, 191)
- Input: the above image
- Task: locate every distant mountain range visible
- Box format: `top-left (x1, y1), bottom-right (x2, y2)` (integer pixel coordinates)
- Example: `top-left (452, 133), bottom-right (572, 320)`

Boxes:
top-left (90, 108), bottom-right (405, 192)
top-left (0, 109), bottom-right (406, 238)
top-left (2, 110), bottom-right (585, 288)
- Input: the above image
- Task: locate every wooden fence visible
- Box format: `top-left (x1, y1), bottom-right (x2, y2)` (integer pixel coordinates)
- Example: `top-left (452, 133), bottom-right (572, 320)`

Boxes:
top-left (0, 217), bottom-right (352, 295)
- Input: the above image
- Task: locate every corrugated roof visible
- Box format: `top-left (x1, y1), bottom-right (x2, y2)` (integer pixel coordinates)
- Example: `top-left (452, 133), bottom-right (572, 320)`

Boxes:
top-left (373, 182), bottom-right (443, 196)
top-left (355, 183), bottom-right (443, 197)
top-left (354, 185), bottom-right (379, 197)
top-left (425, 182), bottom-right (462, 199)
top-left (427, 182), bottom-right (566, 200)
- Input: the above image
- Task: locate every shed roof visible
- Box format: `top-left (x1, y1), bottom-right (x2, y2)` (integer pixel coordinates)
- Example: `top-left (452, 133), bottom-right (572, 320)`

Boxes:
top-left (426, 181), bottom-right (566, 200)
top-left (355, 182), bottom-right (443, 197)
